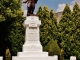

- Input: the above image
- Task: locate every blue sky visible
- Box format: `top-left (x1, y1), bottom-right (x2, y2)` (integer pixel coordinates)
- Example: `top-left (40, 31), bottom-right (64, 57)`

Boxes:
top-left (22, 0), bottom-right (80, 16)
top-left (34, 0), bottom-right (72, 12)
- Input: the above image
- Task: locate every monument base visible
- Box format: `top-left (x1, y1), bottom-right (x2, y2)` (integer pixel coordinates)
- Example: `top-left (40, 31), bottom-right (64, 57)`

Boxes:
top-left (12, 16), bottom-right (58, 60)
top-left (13, 55), bottom-right (58, 60)
top-left (0, 57), bottom-right (2, 60)
top-left (23, 41), bottom-right (42, 52)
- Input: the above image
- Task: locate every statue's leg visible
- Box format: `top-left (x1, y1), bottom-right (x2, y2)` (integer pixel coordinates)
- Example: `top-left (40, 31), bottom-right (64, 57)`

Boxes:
top-left (31, 3), bottom-right (35, 14)
top-left (27, 7), bottom-right (30, 13)
top-left (27, 7), bottom-right (29, 16)
top-left (27, 2), bottom-right (32, 16)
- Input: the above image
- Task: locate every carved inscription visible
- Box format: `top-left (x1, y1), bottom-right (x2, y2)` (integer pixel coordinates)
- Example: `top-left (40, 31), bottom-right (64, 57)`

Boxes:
top-left (29, 27), bottom-right (37, 29)
top-left (27, 29), bottom-right (39, 41)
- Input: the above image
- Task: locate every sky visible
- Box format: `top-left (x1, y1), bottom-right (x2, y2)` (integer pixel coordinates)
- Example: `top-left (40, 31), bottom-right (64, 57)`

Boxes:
top-left (22, 0), bottom-right (80, 16)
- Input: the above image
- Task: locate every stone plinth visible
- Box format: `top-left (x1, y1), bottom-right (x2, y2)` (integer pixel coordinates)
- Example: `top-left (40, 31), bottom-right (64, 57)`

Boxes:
top-left (0, 57), bottom-right (2, 60)
top-left (13, 56), bottom-right (58, 60)
top-left (70, 56), bottom-right (76, 60)
top-left (12, 16), bottom-right (58, 60)
top-left (17, 52), bottom-right (48, 57)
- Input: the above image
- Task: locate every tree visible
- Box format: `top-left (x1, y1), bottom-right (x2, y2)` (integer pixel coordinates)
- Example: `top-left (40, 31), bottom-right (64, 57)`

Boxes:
top-left (0, 0), bottom-right (24, 60)
top-left (8, 18), bottom-right (25, 55)
top-left (5, 47), bottom-right (11, 60)
top-left (50, 9), bottom-right (57, 40)
top-left (58, 3), bottom-right (80, 60)
top-left (0, 0), bottom-right (6, 22)
top-left (36, 5), bottom-right (43, 20)
top-left (71, 2), bottom-right (80, 60)
top-left (44, 40), bottom-right (60, 56)
top-left (37, 6), bottom-right (50, 47)
top-left (37, 6), bottom-right (57, 47)
top-left (37, 6), bottom-right (60, 55)
top-left (57, 4), bottom-right (73, 59)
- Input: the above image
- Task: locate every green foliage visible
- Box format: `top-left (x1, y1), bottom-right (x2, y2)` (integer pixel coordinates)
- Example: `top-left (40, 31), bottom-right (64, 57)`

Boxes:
top-left (5, 48), bottom-right (11, 60)
top-left (0, 0), bottom-right (22, 21)
top-left (57, 3), bottom-right (80, 60)
top-left (42, 6), bottom-right (50, 20)
top-left (36, 6), bottom-right (43, 20)
top-left (44, 40), bottom-right (60, 56)
top-left (0, 1), bottom-right (80, 60)
top-left (71, 2), bottom-right (80, 60)
top-left (37, 6), bottom-right (57, 47)
top-left (0, 0), bottom-right (5, 21)
top-left (0, 0), bottom-right (24, 56)
top-left (8, 21), bottom-right (24, 55)
top-left (60, 48), bottom-right (64, 60)
top-left (37, 6), bottom-right (58, 56)
top-left (57, 4), bottom-right (73, 58)
top-left (62, 4), bottom-right (71, 15)
top-left (50, 10), bottom-right (57, 40)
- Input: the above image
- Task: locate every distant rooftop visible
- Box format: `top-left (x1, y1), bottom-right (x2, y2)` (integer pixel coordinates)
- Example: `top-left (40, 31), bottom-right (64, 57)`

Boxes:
top-left (55, 12), bottom-right (62, 24)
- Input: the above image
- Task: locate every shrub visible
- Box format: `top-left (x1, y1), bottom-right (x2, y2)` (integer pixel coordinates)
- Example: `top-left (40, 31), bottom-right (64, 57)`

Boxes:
top-left (5, 48), bottom-right (11, 60)
top-left (44, 40), bottom-right (60, 56)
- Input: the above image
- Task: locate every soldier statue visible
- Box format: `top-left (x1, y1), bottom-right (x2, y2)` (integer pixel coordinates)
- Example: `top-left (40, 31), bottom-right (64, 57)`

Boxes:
top-left (23, 0), bottom-right (38, 16)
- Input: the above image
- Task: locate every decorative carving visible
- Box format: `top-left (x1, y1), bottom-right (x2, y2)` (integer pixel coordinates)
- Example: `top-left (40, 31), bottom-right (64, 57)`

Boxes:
top-left (27, 29), bottom-right (39, 41)
top-left (27, 45), bottom-right (41, 51)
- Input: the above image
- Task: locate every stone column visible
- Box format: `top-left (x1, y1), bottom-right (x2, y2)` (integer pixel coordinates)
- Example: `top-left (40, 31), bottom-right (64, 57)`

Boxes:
top-left (0, 57), bottom-right (2, 60)
top-left (70, 56), bottom-right (76, 60)
top-left (23, 16), bottom-right (42, 52)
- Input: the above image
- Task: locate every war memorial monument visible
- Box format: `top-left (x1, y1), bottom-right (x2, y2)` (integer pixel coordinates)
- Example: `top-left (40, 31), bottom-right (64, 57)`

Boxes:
top-left (12, 0), bottom-right (58, 60)
top-left (0, 0), bottom-right (76, 60)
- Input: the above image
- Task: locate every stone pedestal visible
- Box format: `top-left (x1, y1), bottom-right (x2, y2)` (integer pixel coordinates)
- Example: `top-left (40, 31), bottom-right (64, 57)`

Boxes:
top-left (23, 16), bottom-right (42, 52)
top-left (70, 56), bottom-right (76, 60)
top-left (0, 57), bottom-right (2, 60)
top-left (12, 16), bottom-right (58, 60)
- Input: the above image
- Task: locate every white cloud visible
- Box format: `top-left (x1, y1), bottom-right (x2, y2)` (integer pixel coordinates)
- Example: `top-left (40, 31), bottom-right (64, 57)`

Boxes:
top-left (69, 0), bottom-right (80, 11)
top-left (56, 0), bottom-right (80, 13)
top-left (73, 0), bottom-right (80, 5)
top-left (56, 4), bottom-right (65, 12)
top-left (56, 3), bottom-right (73, 12)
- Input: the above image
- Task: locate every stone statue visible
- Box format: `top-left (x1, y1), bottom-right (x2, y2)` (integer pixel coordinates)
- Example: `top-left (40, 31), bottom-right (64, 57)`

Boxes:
top-left (23, 0), bottom-right (38, 16)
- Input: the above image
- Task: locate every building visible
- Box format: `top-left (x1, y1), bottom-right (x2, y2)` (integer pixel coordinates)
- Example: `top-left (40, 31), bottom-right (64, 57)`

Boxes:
top-left (55, 12), bottom-right (62, 24)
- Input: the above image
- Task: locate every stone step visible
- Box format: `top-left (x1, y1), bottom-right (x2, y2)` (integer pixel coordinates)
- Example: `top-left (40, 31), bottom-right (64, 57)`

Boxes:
top-left (17, 52), bottom-right (48, 57)
top-left (0, 57), bottom-right (3, 60)
top-left (12, 55), bottom-right (58, 60)
top-left (70, 56), bottom-right (76, 60)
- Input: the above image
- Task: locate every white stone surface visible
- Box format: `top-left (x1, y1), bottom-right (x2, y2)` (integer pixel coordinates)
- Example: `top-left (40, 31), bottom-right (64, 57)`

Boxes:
top-left (12, 16), bottom-right (58, 60)
top-left (23, 43), bottom-right (42, 52)
top-left (70, 56), bottom-right (76, 60)
top-left (0, 57), bottom-right (3, 60)
top-left (17, 52), bottom-right (48, 57)
top-left (23, 16), bottom-right (41, 42)
top-left (23, 16), bottom-right (42, 52)
top-left (13, 56), bottom-right (58, 60)
top-left (23, 16), bottom-right (41, 28)
top-left (48, 55), bottom-right (58, 60)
